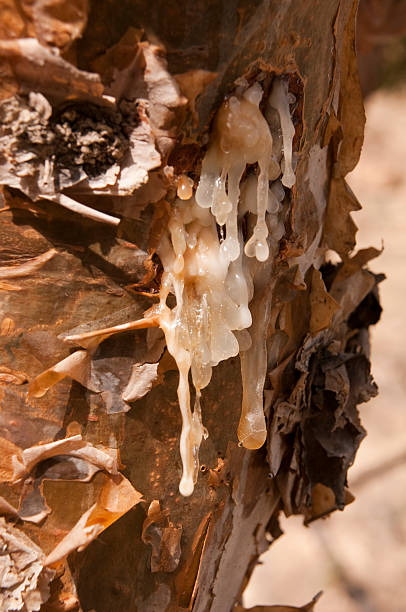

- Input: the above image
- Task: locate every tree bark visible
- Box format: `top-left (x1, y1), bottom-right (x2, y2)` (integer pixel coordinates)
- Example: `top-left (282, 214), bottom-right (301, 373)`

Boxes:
top-left (0, 1), bottom-right (380, 611)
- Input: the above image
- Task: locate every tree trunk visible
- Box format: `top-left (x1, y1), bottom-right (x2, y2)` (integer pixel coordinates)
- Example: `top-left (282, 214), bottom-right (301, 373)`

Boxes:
top-left (0, 1), bottom-right (380, 611)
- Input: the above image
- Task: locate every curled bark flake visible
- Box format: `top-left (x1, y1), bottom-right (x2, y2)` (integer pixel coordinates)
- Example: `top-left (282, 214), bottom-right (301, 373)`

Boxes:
top-left (0, 38), bottom-right (103, 104)
top-left (17, 456), bottom-right (104, 524)
top-left (309, 268), bottom-right (340, 335)
top-left (0, 518), bottom-right (55, 612)
top-left (0, 0), bottom-right (89, 51)
top-left (61, 316), bottom-right (160, 349)
top-left (235, 590), bottom-right (322, 610)
top-left (0, 249), bottom-right (56, 279)
top-left (11, 434), bottom-right (119, 483)
top-left (21, 0), bottom-right (89, 51)
top-left (45, 474), bottom-right (142, 567)
top-left (47, 194), bottom-right (120, 226)
top-left (0, 366), bottom-right (27, 385)
top-left (0, 495), bottom-right (19, 518)
top-left (310, 483), bottom-right (354, 522)
top-left (28, 350), bottom-right (94, 399)
top-left (0, 436), bottom-right (22, 483)
top-left (142, 500), bottom-right (183, 573)
top-left (28, 311), bottom-right (162, 415)
top-left (174, 69), bottom-right (218, 129)
top-left (121, 362), bottom-right (159, 403)
top-left (324, 178), bottom-right (361, 259)
top-left (269, 257), bottom-right (380, 518)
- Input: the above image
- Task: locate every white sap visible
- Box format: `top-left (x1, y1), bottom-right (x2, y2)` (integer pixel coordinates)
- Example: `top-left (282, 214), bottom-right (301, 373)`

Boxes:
top-left (157, 80), bottom-right (295, 494)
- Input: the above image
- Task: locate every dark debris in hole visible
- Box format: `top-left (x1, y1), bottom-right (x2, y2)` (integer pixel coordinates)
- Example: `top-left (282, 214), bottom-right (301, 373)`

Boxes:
top-left (0, 93), bottom-right (132, 180)
top-left (51, 104), bottom-right (130, 177)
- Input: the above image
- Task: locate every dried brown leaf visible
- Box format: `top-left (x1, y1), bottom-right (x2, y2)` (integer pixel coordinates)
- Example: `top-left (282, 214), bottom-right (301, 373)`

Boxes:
top-left (269, 257), bottom-right (379, 518)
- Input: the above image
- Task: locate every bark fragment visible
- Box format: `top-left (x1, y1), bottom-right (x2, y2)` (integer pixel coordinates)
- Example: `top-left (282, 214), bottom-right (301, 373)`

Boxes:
top-left (235, 591), bottom-right (322, 611)
top-left (121, 362), bottom-right (159, 402)
top-left (0, 0), bottom-right (88, 50)
top-left (142, 500), bottom-right (182, 573)
top-left (11, 435), bottom-right (119, 482)
top-left (0, 519), bottom-right (55, 611)
top-left (45, 474), bottom-right (142, 567)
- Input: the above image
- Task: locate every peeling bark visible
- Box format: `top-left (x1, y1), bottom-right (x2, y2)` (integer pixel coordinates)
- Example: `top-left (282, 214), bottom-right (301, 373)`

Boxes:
top-left (0, 2), bottom-right (380, 611)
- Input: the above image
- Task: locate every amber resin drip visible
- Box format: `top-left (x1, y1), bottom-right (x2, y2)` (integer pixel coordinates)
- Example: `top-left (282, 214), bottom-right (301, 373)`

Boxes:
top-left (153, 198), bottom-right (252, 495)
top-left (156, 81), bottom-right (294, 495)
top-left (195, 83), bottom-right (273, 263)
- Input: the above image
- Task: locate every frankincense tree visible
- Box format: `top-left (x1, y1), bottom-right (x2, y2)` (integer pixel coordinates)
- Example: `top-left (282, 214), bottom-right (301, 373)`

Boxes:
top-left (0, 1), bottom-right (381, 610)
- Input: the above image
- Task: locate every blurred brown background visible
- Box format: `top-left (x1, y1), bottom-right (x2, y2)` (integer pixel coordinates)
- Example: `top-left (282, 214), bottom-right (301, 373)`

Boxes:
top-left (245, 2), bottom-right (406, 610)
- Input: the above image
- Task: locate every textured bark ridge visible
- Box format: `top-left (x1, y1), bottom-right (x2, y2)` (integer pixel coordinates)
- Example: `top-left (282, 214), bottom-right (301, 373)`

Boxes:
top-left (0, 1), bottom-right (381, 611)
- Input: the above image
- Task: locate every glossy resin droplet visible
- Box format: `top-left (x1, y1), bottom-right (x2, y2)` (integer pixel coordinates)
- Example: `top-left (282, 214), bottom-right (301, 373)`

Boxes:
top-left (195, 83), bottom-right (274, 263)
top-left (177, 174), bottom-right (194, 200)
